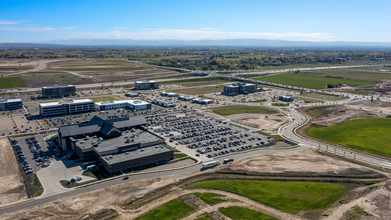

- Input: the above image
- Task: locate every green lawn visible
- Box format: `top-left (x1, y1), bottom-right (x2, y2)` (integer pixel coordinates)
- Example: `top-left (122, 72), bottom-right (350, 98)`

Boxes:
top-left (90, 96), bottom-right (123, 102)
top-left (0, 77), bottom-right (28, 89)
top-left (307, 118), bottom-right (391, 157)
top-left (342, 90), bottom-right (371, 95)
top-left (32, 174), bottom-right (42, 187)
top-left (135, 199), bottom-right (194, 220)
top-left (305, 106), bottom-right (336, 117)
top-left (194, 213), bottom-right (213, 220)
top-left (256, 73), bottom-right (372, 89)
top-left (211, 105), bottom-right (278, 116)
top-left (301, 68), bottom-right (391, 82)
top-left (271, 103), bottom-right (289, 106)
top-left (174, 153), bottom-right (189, 159)
top-left (188, 180), bottom-right (347, 214)
top-left (33, 190), bottom-right (44, 197)
top-left (220, 206), bottom-right (279, 220)
top-left (194, 193), bottom-right (226, 205)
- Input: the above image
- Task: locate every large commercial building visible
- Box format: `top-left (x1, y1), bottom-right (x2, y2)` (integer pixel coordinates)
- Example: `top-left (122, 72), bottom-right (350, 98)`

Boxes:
top-left (42, 84), bottom-right (76, 98)
top-left (160, 91), bottom-right (178, 97)
top-left (39, 99), bottom-right (95, 116)
top-left (149, 98), bottom-right (176, 108)
top-left (279, 95), bottom-right (294, 102)
top-left (95, 99), bottom-right (151, 111)
top-left (134, 80), bottom-right (158, 90)
top-left (58, 116), bottom-right (174, 174)
top-left (192, 98), bottom-right (213, 105)
top-left (178, 95), bottom-right (195, 101)
top-left (0, 99), bottom-right (23, 111)
top-left (222, 83), bottom-right (257, 96)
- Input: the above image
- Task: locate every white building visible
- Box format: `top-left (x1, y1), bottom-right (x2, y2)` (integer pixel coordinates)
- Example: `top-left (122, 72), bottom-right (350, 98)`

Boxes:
top-left (39, 99), bottom-right (95, 116)
top-left (192, 98), bottom-right (213, 104)
top-left (160, 91), bottom-right (178, 97)
top-left (95, 99), bottom-right (151, 111)
top-left (178, 95), bottom-right (195, 101)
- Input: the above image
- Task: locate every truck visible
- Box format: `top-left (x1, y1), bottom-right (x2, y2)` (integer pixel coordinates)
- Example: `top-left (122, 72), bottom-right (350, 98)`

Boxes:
top-left (223, 158), bottom-right (234, 163)
top-left (202, 160), bottom-right (221, 169)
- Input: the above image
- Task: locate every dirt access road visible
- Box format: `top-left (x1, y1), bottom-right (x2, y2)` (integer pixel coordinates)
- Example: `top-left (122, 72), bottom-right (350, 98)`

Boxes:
top-left (0, 137), bottom-right (27, 206)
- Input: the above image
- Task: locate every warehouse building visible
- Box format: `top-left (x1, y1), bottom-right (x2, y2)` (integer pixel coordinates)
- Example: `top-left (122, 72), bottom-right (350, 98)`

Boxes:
top-left (134, 80), bottom-right (158, 90)
top-left (42, 84), bottom-right (76, 98)
top-left (178, 95), bottom-right (195, 101)
top-left (0, 99), bottom-right (23, 111)
top-left (95, 99), bottom-right (151, 111)
top-left (222, 83), bottom-right (257, 96)
top-left (279, 95), bottom-right (294, 101)
top-left (192, 97), bottom-right (213, 105)
top-left (39, 99), bottom-right (95, 116)
top-left (58, 116), bottom-right (174, 174)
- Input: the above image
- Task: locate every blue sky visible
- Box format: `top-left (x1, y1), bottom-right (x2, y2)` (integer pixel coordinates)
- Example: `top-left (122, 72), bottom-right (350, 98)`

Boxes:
top-left (1, 0), bottom-right (390, 42)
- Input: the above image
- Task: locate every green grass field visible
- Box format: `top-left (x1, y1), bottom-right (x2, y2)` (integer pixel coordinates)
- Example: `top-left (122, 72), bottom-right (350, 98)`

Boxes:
top-left (301, 68), bottom-right (391, 81)
top-left (0, 77), bottom-right (28, 89)
top-left (32, 174), bottom-right (42, 187)
top-left (211, 105), bottom-right (278, 116)
top-left (194, 213), bottom-right (213, 220)
top-left (342, 90), bottom-right (371, 95)
top-left (194, 193), bottom-right (226, 205)
top-left (174, 153), bottom-right (189, 159)
top-left (90, 96), bottom-right (123, 102)
top-left (256, 73), bottom-right (372, 89)
top-left (135, 198), bottom-right (194, 220)
top-left (307, 118), bottom-right (391, 157)
top-left (188, 180), bottom-right (347, 214)
top-left (220, 206), bottom-right (279, 220)
top-left (305, 106), bottom-right (336, 117)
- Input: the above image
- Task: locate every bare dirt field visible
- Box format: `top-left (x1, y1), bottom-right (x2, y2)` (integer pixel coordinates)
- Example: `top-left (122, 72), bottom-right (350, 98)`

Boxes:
top-left (222, 149), bottom-right (377, 174)
top-left (20, 72), bottom-right (94, 88)
top-left (306, 105), bottom-right (386, 126)
top-left (0, 137), bottom-right (27, 206)
top-left (234, 117), bottom-right (286, 133)
top-left (0, 60), bottom-right (43, 75)
top-left (349, 100), bottom-right (391, 114)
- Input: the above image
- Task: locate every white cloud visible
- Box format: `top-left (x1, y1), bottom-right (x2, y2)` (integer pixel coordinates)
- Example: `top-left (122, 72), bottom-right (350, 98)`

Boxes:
top-left (65, 29), bottom-right (338, 41)
top-left (0, 26), bottom-right (56, 32)
top-left (199, 28), bottom-right (220, 31)
top-left (63, 27), bottom-right (78, 31)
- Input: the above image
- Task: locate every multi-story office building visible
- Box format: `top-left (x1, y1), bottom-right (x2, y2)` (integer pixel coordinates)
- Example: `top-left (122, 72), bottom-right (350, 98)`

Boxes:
top-left (134, 80), bottom-right (158, 90)
top-left (39, 99), bottom-right (94, 116)
top-left (95, 99), bottom-right (151, 111)
top-left (222, 83), bottom-right (258, 96)
top-left (42, 84), bottom-right (76, 98)
top-left (0, 99), bottom-right (23, 111)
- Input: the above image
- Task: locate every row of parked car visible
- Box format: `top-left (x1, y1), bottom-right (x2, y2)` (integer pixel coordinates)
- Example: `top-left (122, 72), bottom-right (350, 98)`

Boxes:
top-left (12, 139), bottom-right (33, 174)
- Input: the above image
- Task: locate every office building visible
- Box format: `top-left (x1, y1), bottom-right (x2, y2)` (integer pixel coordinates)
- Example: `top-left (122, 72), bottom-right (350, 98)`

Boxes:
top-left (134, 80), bottom-right (158, 90)
top-left (178, 95), bottom-right (195, 101)
top-left (149, 98), bottom-right (176, 108)
top-left (95, 99), bottom-right (151, 111)
top-left (58, 116), bottom-right (174, 174)
top-left (0, 99), bottom-right (23, 111)
top-left (42, 84), bottom-right (76, 98)
top-left (222, 83), bottom-right (257, 96)
top-left (39, 99), bottom-right (94, 116)
top-left (192, 98), bottom-right (213, 105)
top-left (279, 95), bottom-right (294, 101)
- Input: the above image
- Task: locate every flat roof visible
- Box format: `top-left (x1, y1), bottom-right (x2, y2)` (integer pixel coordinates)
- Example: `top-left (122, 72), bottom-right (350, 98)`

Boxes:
top-left (39, 99), bottom-right (94, 107)
top-left (0, 99), bottom-right (23, 103)
top-left (95, 99), bottom-right (150, 106)
top-left (100, 144), bottom-right (172, 165)
top-left (75, 128), bottom-right (164, 154)
top-left (42, 84), bottom-right (75, 89)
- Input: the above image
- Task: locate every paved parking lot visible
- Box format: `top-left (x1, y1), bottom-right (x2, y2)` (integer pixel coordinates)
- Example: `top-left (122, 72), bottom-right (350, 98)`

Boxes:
top-left (149, 112), bottom-right (273, 162)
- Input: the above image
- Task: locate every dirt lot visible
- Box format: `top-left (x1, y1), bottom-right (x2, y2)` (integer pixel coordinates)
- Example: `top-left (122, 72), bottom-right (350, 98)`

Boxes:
top-left (349, 100), bottom-right (391, 114)
top-left (234, 117), bottom-right (286, 133)
top-left (0, 60), bottom-right (43, 75)
top-left (222, 149), bottom-right (378, 174)
top-left (0, 137), bottom-right (28, 206)
top-left (306, 105), bottom-right (386, 126)
top-left (20, 72), bottom-right (94, 88)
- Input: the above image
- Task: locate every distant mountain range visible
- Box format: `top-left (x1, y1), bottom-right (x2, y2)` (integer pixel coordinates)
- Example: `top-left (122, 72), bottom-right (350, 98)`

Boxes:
top-left (2, 39), bottom-right (391, 48)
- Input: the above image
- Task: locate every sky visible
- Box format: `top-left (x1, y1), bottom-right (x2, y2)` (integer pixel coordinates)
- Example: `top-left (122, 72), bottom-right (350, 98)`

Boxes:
top-left (1, 0), bottom-right (390, 43)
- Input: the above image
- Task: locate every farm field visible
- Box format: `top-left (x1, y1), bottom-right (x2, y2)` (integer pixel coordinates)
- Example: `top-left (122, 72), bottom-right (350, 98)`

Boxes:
top-left (170, 85), bottom-right (224, 95)
top-left (220, 206), bottom-right (278, 220)
top-left (0, 77), bottom-right (28, 89)
top-left (300, 68), bottom-right (391, 81)
top-left (208, 105), bottom-right (278, 116)
top-left (19, 72), bottom-right (91, 87)
top-left (307, 118), bottom-right (391, 158)
top-left (256, 73), bottom-right (372, 89)
top-left (188, 180), bottom-right (348, 214)
top-left (89, 95), bottom-right (123, 102)
top-left (135, 198), bottom-right (194, 220)
top-left (160, 76), bottom-right (236, 86)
